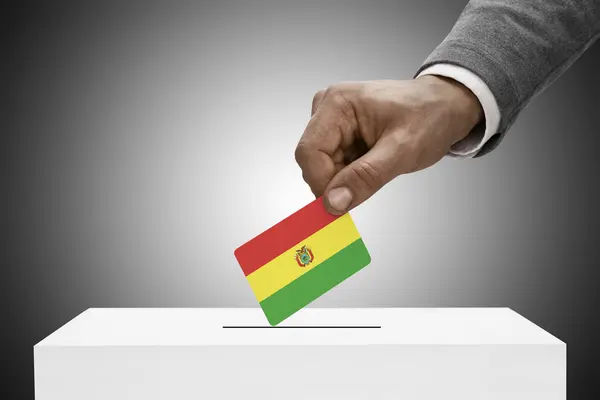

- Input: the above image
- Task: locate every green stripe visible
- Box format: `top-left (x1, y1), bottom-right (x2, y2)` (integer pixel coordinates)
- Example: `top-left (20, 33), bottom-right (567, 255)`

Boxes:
top-left (259, 238), bottom-right (371, 326)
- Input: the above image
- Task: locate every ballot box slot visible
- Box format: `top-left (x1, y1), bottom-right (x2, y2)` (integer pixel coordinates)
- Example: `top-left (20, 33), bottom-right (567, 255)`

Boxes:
top-left (222, 325), bottom-right (381, 329)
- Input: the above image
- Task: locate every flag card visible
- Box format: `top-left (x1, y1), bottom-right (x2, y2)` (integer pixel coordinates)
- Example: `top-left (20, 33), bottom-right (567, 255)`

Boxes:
top-left (234, 197), bottom-right (371, 326)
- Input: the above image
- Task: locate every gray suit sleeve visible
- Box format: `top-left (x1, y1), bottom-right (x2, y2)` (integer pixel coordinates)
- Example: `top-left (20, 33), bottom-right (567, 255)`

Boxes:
top-left (416, 0), bottom-right (600, 157)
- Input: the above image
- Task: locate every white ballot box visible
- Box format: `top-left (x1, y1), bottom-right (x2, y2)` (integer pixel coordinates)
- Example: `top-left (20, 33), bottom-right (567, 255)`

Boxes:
top-left (34, 308), bottom-right (565, 399)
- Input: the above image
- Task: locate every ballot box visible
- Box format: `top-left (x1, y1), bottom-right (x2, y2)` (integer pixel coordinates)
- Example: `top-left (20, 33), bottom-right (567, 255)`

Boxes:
top-left (34, 308), bottom-right (565, 399)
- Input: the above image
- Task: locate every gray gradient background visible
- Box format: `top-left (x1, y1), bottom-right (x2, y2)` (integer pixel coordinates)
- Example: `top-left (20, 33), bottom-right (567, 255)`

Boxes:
top-left (4, 0), bottom-right (599, 398)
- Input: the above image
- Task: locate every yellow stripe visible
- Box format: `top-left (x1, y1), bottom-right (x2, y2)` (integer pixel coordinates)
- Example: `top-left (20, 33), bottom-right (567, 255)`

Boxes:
top-left (246, 213), bottom-right (360, 302)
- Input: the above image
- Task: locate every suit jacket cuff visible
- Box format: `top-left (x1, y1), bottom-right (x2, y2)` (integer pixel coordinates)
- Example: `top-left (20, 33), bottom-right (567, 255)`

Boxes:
top-left (417, 64), bottom-right (501, 158)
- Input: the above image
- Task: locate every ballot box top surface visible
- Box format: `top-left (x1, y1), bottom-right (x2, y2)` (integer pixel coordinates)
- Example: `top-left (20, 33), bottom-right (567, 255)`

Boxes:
top-left (35, 308), bottom-right (563, 347)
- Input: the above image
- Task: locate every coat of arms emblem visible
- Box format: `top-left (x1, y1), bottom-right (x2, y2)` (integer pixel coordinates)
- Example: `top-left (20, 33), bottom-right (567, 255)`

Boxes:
top-left (295, 245), bottom-right (314, 267)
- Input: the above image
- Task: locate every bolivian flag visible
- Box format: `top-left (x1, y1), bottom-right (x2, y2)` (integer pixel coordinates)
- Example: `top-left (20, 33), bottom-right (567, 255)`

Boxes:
top-left (234, 197), bottom-right (371, 326)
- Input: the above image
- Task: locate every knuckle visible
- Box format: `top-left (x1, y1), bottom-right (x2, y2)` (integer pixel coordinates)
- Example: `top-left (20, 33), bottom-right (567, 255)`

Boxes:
top-left (329, 92), bottom-right (348, 109)
top-left (322, 83), bottom-right (361, 115)
top-left (323, 84), bottom-right (341, 97)
top-left (311, 90), bottom-right (326, 113)
top-left (349, 159), bottom-right (383, 190)
top-left (324, 84), bottom-right (348, 102)
top-left (294, 142), bottom-right (308, 165)
top-left (329, 92), bottom-right (355, 121)
top-left (312, 89), bottom-right (325, 104)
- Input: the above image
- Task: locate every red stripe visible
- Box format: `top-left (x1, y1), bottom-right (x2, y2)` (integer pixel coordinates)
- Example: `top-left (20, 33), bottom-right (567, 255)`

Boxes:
top-left (234, 197), bottom-right (340, 276)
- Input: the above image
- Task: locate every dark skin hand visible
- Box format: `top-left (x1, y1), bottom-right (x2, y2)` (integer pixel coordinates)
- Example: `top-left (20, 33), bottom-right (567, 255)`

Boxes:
top-left (294, 75), bottom-right (484, 214)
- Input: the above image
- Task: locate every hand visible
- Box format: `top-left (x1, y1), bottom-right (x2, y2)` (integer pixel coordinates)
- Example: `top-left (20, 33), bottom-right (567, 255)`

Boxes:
top-left (294, 76), bottom-right (484, 214)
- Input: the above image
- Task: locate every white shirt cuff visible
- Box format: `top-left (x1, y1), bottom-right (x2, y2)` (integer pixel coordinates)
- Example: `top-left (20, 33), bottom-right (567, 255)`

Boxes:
top-left (417, 64), bottom-right (501, 158)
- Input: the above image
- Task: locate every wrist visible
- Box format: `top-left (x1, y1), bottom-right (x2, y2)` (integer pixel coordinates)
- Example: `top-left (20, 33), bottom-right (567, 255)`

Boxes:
top-left (417, 75), bottom-right (484, 141)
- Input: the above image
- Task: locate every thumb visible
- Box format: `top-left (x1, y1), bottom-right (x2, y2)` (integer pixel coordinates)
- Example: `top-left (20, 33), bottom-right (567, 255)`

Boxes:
top-left (323, 134), bottom-right (406, 215)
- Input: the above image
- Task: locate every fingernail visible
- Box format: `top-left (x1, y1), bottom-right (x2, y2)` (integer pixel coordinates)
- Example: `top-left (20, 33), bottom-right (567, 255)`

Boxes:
top-left (327, 187), bottom-right (353, 212)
